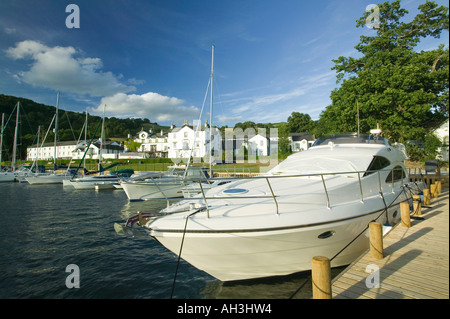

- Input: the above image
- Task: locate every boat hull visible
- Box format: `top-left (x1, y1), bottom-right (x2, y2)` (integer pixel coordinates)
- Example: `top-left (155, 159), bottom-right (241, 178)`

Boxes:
top-left (70, 176), bottom-right (120, 189)
top-left (149, 190), bottom-right (408, 281)
top-left (121, 181), bottom-right (184, 200)
top-left (0, 172), bottom-right (16, 182)
top-left (25, 174), bottom-right (69, 185)
top-left (94, 182), bottom-right (116, 190)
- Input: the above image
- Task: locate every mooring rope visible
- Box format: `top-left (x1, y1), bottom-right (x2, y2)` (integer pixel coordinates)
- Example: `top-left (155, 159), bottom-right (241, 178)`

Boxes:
top-left (170, 208), bottom-right (204, 299)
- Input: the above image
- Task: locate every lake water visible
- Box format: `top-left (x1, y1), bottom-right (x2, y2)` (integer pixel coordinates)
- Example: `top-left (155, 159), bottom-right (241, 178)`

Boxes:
top-left (0, 182), bottom-right (341, 299)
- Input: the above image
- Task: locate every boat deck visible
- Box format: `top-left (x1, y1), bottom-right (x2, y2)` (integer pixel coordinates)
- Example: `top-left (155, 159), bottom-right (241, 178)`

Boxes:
top-left (331, 189), bottom-right (449, 299)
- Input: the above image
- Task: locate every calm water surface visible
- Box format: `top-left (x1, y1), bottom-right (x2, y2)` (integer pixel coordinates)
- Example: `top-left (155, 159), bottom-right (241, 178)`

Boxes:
top-left (0, 182), bottom-right (336, 299)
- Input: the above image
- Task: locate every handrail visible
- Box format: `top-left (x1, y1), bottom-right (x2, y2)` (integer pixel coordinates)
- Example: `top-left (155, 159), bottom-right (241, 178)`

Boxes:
top-left (357, 172), bottom-right (364, 202)
top-left (180, 166), bottom-right (409, 216)
top-left (321, 175), bottom-right (330, 209)
top-left (265, 177), bottom-right (279, 215)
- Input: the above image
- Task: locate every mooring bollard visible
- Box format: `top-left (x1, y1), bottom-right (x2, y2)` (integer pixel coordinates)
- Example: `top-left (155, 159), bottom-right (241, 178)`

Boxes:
top-left (400, 202), bottom-right (411, 228)
top-left (436, 180), bottom-right (442, 194)
top-left (312, 256), bottom-right (331, 299)
top-left (369, 222), bottom-right (384, 259)
top-left (430, 184), bottom-right (438, 199)
top-left (413, 194), bottom-right (422, 216)
top-left (423, 188), bottom-right (431, 206)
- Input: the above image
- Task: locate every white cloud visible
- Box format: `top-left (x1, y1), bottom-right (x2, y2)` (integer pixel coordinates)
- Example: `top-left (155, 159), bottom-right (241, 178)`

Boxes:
top-left (91, 92), bottom-right (200, 123)
top-left (5, 40), bottom-right (135, 97)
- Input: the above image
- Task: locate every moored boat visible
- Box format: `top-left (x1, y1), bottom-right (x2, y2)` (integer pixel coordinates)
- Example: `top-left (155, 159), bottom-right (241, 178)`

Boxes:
top-left (121, 166), bottom-right (211, 201)
top-left (25, 172), bottom-right (71, 185)
top-left (70, 174), bottom-right (121, 190)
top-left (0, 171), bottom-right (16, 182)
top-left (118, 132), bottom-right (421, 281)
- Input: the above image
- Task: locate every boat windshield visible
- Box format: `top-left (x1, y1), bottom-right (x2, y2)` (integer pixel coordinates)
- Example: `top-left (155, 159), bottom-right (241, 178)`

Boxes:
top-left (268, 155), bottom-right (372, 176)
top-left (312, 134), bottom-right (388, 146)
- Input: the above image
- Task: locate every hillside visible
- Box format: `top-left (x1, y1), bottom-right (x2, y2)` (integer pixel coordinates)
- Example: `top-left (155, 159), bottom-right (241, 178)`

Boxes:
top-left (0, 94), bottom-right (167, 161)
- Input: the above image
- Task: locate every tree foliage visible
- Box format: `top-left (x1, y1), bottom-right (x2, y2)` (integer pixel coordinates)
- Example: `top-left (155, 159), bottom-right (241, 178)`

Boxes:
top-left (0, 94), bottom-right (164, 161)
top-left (287, 112), bottom-right (315, 133)
top-left (319, 0), bottom-right (448, 142)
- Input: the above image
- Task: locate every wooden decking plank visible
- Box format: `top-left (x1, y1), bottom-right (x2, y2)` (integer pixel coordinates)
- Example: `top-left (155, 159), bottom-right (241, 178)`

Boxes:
top-left (352, 259), bottom-right (450, 289)
top-left (332, 190), bottom-right (449, 299)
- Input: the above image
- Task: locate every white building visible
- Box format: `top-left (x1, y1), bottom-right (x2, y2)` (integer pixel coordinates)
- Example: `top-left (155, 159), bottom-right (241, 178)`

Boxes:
top-left (134, 128), bottom-right (168, 158)
top-left (168, 120), bottom-right (222, 163)
top-left (27, 140), bottom-right (124, 161)
top-left (248, 134), bottom-right (270, 156)
top-left (289, 133), bottom-right (315, 152)
top-left (433, 119), bottom-right (449, 162)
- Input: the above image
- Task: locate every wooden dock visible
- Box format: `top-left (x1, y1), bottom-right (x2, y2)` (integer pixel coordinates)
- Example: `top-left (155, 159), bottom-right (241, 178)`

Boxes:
top-left (332, 189), bottom-right (449, 299)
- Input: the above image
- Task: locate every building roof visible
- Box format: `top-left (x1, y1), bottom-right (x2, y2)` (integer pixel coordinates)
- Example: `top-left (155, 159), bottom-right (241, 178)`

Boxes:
top-left (289, 132), bottom-right (315, 141)
top-left (28, 140), bottom-right (124, 151)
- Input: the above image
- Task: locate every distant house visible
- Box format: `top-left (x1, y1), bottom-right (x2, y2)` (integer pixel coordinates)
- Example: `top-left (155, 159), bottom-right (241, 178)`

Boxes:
top-left (433, 119), bottom-right (449, 162)
top-left (72, 140), bottom-right (124, 160)
top-left (289, 133), bottom-right (315, 152)
top-left (248, 134), bottom-right (270, 156)
top-left (134, 128), bottom-right (169, 158)
top-left (168, 120), bottom-right (222, 162)
top-left (27, 140), bottom-right (124, 161)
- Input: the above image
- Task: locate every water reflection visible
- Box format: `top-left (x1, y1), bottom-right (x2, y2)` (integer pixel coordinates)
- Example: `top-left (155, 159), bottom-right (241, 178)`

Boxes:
top-left (203, 266), bottom-right (347, 299)
top-left (119, 198), bottom-right (179, 220)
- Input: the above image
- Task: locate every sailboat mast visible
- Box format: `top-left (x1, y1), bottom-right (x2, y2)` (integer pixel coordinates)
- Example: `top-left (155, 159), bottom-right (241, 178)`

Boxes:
top-left (84, 109), bottom-right (88, 169)
top-left (37, 126), bottom-right (40, 163)
top-left (0, 113), bottom-right (4, 169)
top-left (53, 91), bottom-right (60, 171)
top-left (209, 44), bottom-right (214, 174)
top-left (12, 102), bottom-right (20, 172)
top-left (99, 104), bottom-right (106, 174)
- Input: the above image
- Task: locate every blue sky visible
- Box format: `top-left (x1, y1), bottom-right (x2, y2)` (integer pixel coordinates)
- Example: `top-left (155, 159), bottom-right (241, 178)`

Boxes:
top-left (0, 0), bottom-right (448, 127)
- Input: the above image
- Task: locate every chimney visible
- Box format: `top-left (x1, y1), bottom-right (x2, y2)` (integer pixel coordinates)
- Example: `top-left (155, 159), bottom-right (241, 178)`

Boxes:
top-left (184, 119), bottom-right (188, 126)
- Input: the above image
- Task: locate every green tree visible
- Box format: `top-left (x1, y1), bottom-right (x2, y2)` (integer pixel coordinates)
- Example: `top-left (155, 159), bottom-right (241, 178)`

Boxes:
top-left (277, 122), bottom-right (291, 156)
top-left (320, 0), bottom-right (448, 142)
top-left (287, 112), bottom-right (315, 133)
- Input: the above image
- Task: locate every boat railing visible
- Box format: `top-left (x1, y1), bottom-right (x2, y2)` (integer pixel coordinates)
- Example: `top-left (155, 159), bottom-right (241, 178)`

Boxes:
top-left (182, 167), bottom-right (409, 217)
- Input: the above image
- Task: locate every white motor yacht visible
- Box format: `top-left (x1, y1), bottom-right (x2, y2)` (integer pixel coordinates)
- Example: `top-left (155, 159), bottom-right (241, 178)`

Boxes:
top-left (121, 166), bottom-right (211, 201)
top-left (69, 174), bottom-right (121, 190)
top-left (119, 133), bottom-right (421, 281)
top-left (25, 172), bottom-right (71, 185)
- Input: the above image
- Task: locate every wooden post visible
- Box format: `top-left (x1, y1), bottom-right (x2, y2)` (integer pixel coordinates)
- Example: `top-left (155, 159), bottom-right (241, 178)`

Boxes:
top-left (423, 188), bottom-right (431, 206)
top-left (312, 256), bottom-right (331, 299)
top-left (413, 195), bottom-right (422, 216)
top-left (430, 183), bottom-right (438, 199)
top-left (400, 202), bottom-right (411, 228)
top-left (369, 222), bottom-right (383, 259)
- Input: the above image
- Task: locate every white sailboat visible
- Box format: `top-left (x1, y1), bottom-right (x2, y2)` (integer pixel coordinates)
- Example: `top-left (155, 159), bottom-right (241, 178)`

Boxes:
top-left (26, 92), bottom-right (71, 185)
top-left (0, 170), bottom-right (15, 182)
top-left (0, 103), bottom-right (21, 182)
top-left (122, 45), bottom-right (220, 201)
top-left (120, 130), bottom-right (421, 282)
top-left (69, 104), bottom-right (120, 189)
top-left (0, 113), bottom-right (16, 182)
